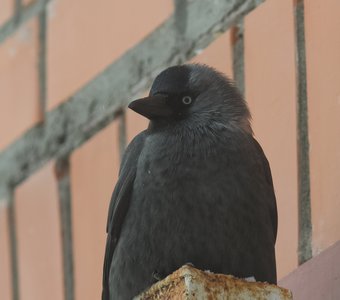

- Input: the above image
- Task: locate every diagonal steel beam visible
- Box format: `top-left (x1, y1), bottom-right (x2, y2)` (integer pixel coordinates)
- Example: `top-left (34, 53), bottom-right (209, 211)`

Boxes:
top-left (0, 0), bottom-right (265, 197)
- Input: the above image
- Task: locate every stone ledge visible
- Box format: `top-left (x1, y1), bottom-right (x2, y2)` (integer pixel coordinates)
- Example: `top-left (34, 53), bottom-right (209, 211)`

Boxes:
top-left (135, 265), bottom-right (292, 300)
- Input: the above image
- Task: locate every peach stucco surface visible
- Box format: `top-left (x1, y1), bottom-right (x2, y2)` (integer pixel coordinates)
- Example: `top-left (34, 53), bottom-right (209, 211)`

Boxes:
top-left (191, 30), bottom-right (233, 79)
top-left (0, 0), bottom-right (13, 26)
top-left (0, 19), bottom-right (40, 150)
top-left (0, 203), bottom-right (12, 300)
top-left (47, 0), bottom-right (173, 110)
top-left (15, 163), bottom-right (64, 300)
top-left (304, 0), bottom-right (340, 255)
top-left (244, 0), bottom-right (298, 279)
top-left (71, 121), bottom-right (120, 300)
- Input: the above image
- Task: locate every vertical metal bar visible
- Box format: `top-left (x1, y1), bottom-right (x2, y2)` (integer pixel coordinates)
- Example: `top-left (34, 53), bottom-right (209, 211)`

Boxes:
top-left (174, 0), bottom-right (188, 35)
top-left (7, 189), bottom-right (20, 300)
top-left (38, 7), bottom-right (47, 120)
top-left (231, 19), bottom-right (245, 95)
top-left (173, 0), bottom-right (188, 64)
top-left (118, 111), bottom-right (127, 161)
top-left (13, 0), bottom-right (22, 24)
top-left (55, 157), bottom-right (74, 300)
top-left (294, 0), bottom-right (312, 264)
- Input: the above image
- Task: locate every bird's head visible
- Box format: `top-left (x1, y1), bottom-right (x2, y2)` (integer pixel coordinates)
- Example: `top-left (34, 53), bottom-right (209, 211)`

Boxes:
top-left (128, 64), bottom-right (251, 133)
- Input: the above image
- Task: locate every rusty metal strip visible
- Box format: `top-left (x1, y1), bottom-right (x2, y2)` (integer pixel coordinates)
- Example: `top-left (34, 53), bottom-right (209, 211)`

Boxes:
top-left (118, 111), bottom-right (127, 161)
top-left (55, 157), bottom-right (75, 300)
top-left (294, 0), bottom-right (312, 264)
top-left (13, 0), bottom-right (23, 25)
top-left (38, 8), bottom-right (47, 120)
top-left (231, 19), bottom-right (245, 95)
top-left (6, 190), bottom-right (20, 300)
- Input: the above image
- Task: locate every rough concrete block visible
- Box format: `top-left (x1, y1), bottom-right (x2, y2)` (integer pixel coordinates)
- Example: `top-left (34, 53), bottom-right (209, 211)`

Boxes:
top-left (136, 265), bottom-right (292, 300)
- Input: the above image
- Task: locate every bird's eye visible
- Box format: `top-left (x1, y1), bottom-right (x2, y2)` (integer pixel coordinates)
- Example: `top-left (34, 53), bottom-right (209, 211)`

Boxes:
top-left (182, 96), bottom-right (192, 105)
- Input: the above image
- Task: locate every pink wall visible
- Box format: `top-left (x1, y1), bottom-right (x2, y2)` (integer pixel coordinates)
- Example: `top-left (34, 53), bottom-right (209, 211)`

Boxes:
top-left (244, 0), bottom-right (299, 279)
top-left (47, 0), bottom-right (173, 109)
top-left (71, 121), bottom-right (120, 300)
top-left (0, 0), bottom-right (13, 26)
top-left (0, 203), bottom-right (12, 300)
top-left (0, 19), bottom-right (40, 150)
top-left (304, 0), bottom-right (340, 256)
top-left (15, 163), bottom-right (64, 300)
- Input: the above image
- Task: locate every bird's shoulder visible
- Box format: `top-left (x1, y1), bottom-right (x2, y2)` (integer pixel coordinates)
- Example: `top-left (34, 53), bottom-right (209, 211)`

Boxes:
top-left (250, 136), bottom-right (278, 242)
top-left (102, 130), bottom-right (147, 300)
top-left (216, 133), bottom-right (277, 242)
top-left (119, 130), bottom-right (148, 174)
top-left (107, 130), bottom-right (147, 233)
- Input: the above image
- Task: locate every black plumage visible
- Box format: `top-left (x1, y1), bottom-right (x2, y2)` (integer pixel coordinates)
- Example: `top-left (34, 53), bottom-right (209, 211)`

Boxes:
top-left (102, 64), bottom-right (277, 300)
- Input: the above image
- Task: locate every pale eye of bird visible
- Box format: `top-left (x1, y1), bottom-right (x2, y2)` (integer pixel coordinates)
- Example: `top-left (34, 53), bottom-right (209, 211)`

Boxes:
top-left (182, 96), bottom-right (192, 105)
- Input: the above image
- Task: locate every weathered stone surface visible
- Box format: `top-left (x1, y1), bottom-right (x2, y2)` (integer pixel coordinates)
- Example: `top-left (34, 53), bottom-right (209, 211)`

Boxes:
top-left (136, 265), bottom-right (293, 300)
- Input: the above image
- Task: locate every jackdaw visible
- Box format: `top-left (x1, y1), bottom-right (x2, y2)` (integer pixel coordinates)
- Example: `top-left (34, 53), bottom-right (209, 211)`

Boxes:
top-left (102, 64), bottom-right (277, 300)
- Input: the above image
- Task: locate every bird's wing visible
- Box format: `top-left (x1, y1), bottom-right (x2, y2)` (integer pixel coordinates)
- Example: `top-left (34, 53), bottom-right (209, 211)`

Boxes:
top-left (102, 131), bottom-right (147, 300)
top-left (252, 137), bottom-right (278, 242)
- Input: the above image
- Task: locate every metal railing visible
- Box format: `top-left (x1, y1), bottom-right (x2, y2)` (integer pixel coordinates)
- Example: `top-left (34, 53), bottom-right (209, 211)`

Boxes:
top-left (0, 1), bottom-right (311, 299)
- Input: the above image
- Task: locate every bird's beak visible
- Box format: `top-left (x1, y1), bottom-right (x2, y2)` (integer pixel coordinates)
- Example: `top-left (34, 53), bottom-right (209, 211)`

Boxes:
top-left (128, 95), bottom-right (172, 120)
